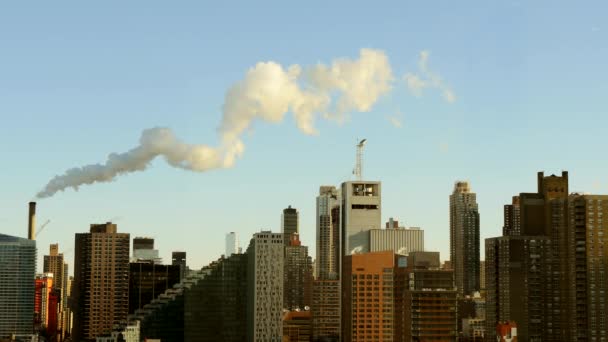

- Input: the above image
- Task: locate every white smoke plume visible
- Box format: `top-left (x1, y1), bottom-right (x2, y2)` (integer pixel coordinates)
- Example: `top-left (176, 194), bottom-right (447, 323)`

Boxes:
top-left (37, 49), bottom-right (394, 198)
top-left (404, 50), bottom-right (456, 103)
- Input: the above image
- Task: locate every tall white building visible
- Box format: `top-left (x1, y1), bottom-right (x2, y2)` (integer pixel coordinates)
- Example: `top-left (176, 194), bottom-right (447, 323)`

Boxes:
top-left (341, 181), bottom-right (382, 255)
top-left (316, 186), bottom-right (340, 279)
top-left (247, 231), bottom-right (284, 342)
top-left (225, 232), bottom-right (239, 257)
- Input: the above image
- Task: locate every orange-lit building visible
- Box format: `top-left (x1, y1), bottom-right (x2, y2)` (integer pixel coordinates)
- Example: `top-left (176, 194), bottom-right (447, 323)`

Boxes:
top-left (342, 251), bottom-right (397, 342)
top-left (283, 310), bottom-right (312, 342)
top-left (496, 321), bottom-right (517, 342)
top-left (34, 273), bottom-right (57, 329)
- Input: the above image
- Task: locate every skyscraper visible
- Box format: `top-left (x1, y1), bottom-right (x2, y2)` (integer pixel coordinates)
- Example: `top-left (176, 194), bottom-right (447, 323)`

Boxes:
top-left (129, 262), bottom-right (181, 314)
top-left (316, 186), bottom-right (340, 280)
top-left (132, 237), bottom-right (161, 263)
top-left (43, 243), bottom-right (69, 339)
top-left (400, 252), bottom-right (458, 342)
top-left (449, 181), bottom-right (480, 296)
top-left (185, 254), bottom-right (248, 342)
top-left (341, 181), bottom-right (382, 255)
top-left (247, 231), bottom-right (284, 342)
top-left (485, 171), bottom-right (608, 341)
top-left (0, 233), bottom-right (36, 339)
top-left (172, 251), bottom-right (187, 281)
top-left (342, 251), bottom-right (397, 342)
top-left (283, 233), bottom-right (312, 311)
top-left (311, 279), bottom-right (340, 342)
top-left (34, 273), bottom-right (54, 332)
top-left (485, 235), bottom-right (550, 341)
top-left (566, 193), bottom-right (608, 341)
top-left (225, 232), bottom-right (239, 257)
top-left (282, 206), bottom-right (299, 246)
top-left (72, 222), bottom-right (130, 341)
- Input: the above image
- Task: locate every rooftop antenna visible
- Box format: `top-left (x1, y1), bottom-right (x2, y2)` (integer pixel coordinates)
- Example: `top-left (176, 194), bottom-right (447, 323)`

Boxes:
top-left (354, 138), bottom-right (367, 180)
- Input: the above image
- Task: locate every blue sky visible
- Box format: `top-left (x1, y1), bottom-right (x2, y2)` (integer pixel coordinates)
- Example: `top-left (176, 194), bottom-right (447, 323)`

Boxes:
top-left (1, 1), bottom-right (606, 271)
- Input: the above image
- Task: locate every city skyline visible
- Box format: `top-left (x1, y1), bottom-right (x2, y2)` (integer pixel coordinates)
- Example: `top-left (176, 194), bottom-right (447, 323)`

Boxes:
top-left (2, 2), bottom-right (608, 274)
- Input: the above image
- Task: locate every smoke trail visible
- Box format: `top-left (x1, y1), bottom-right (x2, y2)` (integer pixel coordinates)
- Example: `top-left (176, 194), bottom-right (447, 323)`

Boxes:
top-left (37, 49), bottom-right (393, 198)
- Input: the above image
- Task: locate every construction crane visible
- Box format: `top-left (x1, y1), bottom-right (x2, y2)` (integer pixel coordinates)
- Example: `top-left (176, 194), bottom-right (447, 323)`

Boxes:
top-left (35, 219), bottom-right (51, 238)
top-left (354, 138), bottom-right (367, 180)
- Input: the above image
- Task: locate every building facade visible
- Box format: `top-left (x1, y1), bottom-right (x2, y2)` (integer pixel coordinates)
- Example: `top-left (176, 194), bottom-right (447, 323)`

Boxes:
top-left (342, 251), bottom-right (397, 342)
top-left (0, 234), bottom-right (36, 339)
top-left (185, 254), bottom-right (248, 342)
top-left (369, 225), bottom-right (424, 255)
top-left (283, 310), bottom-right (312, 342)
top-left (225, 232), bottom-right (239, 257)
top-left (282, 205), bottom-right (299, 245)
top-left (449, 181), bottom-right (480, 296)
top-left (43, 243), bottom-right (69, 339)
top-left (311, 279), bottom-right (340, 342)
top-left (34, 273), bottom-right (54, 332)
top-left (316, 186), bottom-right (340, 280)
top-left (132, 237), bottom-right (161, 263)
top-left (247, 232), bottom-right (284, 342)
top-left (129, 262), bottom-right (181, 314)
top-left (400, 252), bottom-right (458, 342)
top-left (284, 233), bottom-right (313, 311)
top-left (341, 181), bottom-right (382, 255)
top-left (171, 251), bottom-right (187, 281)
top-left (72, 222), bottom-right (130, 341)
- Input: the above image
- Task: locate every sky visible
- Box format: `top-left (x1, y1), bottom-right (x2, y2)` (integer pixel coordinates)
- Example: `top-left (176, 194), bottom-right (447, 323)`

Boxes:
top-left (1, 1), bottom-right (607, 272)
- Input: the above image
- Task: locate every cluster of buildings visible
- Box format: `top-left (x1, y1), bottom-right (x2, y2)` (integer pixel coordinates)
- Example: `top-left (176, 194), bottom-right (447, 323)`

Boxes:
top-left (0, 170), bottom-right (606, 341)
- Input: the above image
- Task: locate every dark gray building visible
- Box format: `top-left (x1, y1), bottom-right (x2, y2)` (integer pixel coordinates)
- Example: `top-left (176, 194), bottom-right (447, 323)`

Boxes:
top-left (282, 205), bottom-right (299, 246)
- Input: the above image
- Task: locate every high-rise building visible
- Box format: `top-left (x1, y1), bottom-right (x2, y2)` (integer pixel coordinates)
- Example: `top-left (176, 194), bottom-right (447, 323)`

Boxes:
top-left (171, 251), bottom-right (187, 281)
top-left (369, 220), bottom-right (424, 255)
top-left (34, 273), bottom-right (54, 331)
top-left (400, 252), bottom-right (458, 342)
top-left (185, 254), bottom-right (248, 342)
top-left (484, 171), bottom-right (608, 341)
top-left (0, 233), bottom-right (36, 339)
top-left (246, 231), bottom-right (284, 342)
top-left (341, 181), bottom-right (382, 255)
top-left (503, 196), bottom-right (521, 236)
top-left (72, 222), bottom-right (130, 341)
top-left (342, 251), bottom-right (397, 342)
top-left (479, 260), bottom-right (486, 293)
top-left (43, 243), bottom-right (69, 339)
top-left (132, 237), bottom-right (161, 263)
top-left (485, 235), bottom-right (550, 341)
top-left (283, 233), bottom-right (313, 311)
top-left (311, 279), bottom-right (340, 342)
top-left (129, 262), bottom-right (181, 314)
top-left (283, 310), bottom-right (312, 342)
top-left (282, 206), bottom-right (299, 246)
top-left (316, 186), bottom-right (340, 280)
top-left (450, 181), bottom-right (480, 296)
top-left (566, 193), bottom-right (608, 341)
top-left (225, 232), bottom-right (239, 257)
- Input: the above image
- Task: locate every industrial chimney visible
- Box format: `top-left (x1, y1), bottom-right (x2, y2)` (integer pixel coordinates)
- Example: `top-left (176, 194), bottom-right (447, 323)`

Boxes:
top-left (28, 202), bottom-right (36, 240)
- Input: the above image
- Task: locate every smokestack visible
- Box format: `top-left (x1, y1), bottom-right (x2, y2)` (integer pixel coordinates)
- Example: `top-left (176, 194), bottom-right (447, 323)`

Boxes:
top-left (28, 202), bottom-right (36, 240)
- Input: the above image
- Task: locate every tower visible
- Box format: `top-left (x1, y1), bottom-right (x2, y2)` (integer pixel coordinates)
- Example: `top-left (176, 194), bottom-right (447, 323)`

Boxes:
top-left (225, 232), bottom-right (239, 257)
top-left (72, 222), bottom-right (130, 341)
top-left (341, 181), bottom-right (381, 256)
top-left (282, 206), bottom-right (299, 246)
top-left (449, 181), bottom-right (480, 296)
top-left (247, 231), bottom-right (284, 342)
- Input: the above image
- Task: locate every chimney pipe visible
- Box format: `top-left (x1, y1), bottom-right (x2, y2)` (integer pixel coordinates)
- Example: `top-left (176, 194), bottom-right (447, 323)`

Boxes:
top-left (28, 202), bottom-right (36, 240)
